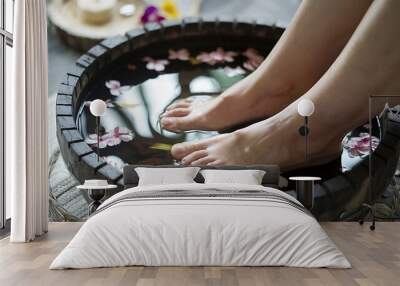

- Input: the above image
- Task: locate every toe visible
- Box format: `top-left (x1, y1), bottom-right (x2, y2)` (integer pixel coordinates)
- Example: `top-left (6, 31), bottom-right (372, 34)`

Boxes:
top-left (207, 160), bottom-right (224, 166)
top-left (171, 141), bottom-right (207, 159)
top-left (166, 100), bottom-right (192, 110)
top-left (191, 156), bottom-right (215, 166)
top-left (181, 150), bottom-right (208, 165)
top-left (160, 117), bottom-right (176, 130)
top-left (161, 108), bottom-right (190, 118)
top-left (160, 116), bottom-right (194, 132)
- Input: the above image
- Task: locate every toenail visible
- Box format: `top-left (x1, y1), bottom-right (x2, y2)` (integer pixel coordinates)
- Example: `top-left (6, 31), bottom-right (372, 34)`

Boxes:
top-left (162, 118), bottom-right (173, 124)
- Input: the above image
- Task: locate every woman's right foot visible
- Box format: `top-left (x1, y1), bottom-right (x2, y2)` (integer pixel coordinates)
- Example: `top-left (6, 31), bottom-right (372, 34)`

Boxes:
top-left (160, 75), bottom-right (295, 132)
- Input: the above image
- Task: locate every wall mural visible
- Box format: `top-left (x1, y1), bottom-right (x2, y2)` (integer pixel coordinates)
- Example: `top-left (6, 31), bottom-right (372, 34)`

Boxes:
top-left (52, 21), bottom-right (400, 222)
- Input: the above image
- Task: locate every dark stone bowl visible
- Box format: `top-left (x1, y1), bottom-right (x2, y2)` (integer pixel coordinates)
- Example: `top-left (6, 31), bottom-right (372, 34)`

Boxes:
top-left (56, 18), bottom-right (285, 191)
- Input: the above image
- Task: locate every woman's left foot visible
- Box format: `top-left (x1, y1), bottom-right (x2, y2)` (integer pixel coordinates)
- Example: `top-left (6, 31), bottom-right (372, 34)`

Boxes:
top-left (160, 74), bottom-right (294, 133)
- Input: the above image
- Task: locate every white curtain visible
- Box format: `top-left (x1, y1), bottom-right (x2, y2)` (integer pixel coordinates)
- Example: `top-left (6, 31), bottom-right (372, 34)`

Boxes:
top-left (7, 0), bottom-right (48, 242)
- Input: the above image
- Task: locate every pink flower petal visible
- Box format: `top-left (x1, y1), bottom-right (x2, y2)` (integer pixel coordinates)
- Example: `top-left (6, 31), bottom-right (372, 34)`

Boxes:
top-left (144, 58), bottom-right (169, 71)
top-left (243, 60), bottom-right (256, 71)
top-left (168, 49), bottom-right (190, 61)
top-left (343, 133), bottom-right (379, 158)
top-left (196, 48), bottom-right (237, 65)
top-left (106, 80), bottom-right (121, 89)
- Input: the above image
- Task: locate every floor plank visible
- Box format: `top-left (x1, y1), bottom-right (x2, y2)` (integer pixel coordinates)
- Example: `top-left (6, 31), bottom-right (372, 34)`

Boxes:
top-left (0, 222), bottom-right (399, 286)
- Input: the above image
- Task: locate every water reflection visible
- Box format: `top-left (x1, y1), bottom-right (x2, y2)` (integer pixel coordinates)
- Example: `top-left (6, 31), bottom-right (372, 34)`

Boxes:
top-left (78, 68), bottom-right (243, 167)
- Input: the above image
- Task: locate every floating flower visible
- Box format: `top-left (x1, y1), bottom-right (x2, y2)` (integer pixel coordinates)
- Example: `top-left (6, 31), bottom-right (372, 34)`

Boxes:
top-left (243, 58), bottom-right (264, 71)
top-left (105, 80), bottom-right (130, 96)
top-left (342, 132), bottom-right (379, 158)
top-left (168, 49), bottom-right (190, 61)
top-left (86, 127), bottom-right (134, 149)
top-left (143, 56), bottom-right (169, 71)
top-left (196, 48), bottom-right (238, 65)
top-left (102, 155), bottom-right (127, 173)
top-left (195, 53), bottom-right (213, 64)
top-left (223, 66), bottom-right (246, 77)
top-left (161, 0), bottom-right (180, 19)
top-left (140, 5), bottom-right (165, 24)
top-left (242, 48), bottom-right (264, 71)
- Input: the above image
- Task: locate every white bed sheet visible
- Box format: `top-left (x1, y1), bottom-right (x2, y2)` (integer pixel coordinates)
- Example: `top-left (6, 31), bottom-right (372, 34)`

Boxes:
top-left (50, 183), bottom-right (350, 269)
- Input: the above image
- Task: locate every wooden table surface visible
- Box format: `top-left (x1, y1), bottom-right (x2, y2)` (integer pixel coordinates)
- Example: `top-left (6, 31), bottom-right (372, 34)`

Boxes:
top-left (0, 222), bottom-right (399, 286)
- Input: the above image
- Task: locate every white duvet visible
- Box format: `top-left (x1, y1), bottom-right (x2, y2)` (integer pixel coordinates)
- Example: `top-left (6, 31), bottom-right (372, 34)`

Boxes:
top-left (50, 183), bottom-right (350, 269)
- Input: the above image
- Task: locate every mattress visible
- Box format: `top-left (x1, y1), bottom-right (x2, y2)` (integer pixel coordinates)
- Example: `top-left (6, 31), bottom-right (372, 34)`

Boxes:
top-left (50, 183), bottom-right (351, 269)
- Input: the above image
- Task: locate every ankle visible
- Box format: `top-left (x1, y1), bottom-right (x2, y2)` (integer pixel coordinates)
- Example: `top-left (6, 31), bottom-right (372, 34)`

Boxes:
top-left (298, 116), bottom-right (343, 159)
top-left (269, 109), bottom-right (331, 158)
top-left (248, 79), bottom-right (298, 116)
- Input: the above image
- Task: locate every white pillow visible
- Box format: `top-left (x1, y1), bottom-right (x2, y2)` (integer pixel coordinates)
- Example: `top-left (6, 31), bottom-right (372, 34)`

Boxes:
top-left (135, 167), bottom-right (200, 186)
top-left (200, 169), bottom-right (266, 185)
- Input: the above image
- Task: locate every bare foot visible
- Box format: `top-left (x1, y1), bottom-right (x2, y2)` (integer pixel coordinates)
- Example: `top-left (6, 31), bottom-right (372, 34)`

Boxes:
top-left (171, 0), bottom-right (400, 169)
top-left (160, 0), bottom-right (371, 133)
top-left (160, 75), bottom-right (294, 132)
top-left (171, 105), bottom-right (343, 170)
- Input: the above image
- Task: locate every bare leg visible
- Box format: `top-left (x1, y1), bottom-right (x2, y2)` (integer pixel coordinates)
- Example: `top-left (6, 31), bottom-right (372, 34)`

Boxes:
top-left (171, 0), bottom-right (400, 170)
top-left (161, 0), bottom-right (371, 132)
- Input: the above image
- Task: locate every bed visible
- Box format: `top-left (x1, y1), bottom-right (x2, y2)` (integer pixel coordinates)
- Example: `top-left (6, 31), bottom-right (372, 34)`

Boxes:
top-left (50, 165), bottom-right (350, 269)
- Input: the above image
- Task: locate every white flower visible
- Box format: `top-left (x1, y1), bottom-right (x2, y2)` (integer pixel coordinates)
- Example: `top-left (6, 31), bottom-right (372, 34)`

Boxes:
top-left (143, 57), bottom-right (169, 71)
top-left (102, 155), bottom-right (127, 173)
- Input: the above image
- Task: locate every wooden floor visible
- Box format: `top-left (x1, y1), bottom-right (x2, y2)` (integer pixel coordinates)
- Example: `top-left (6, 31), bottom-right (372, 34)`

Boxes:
top-left (0, 223), bottom-right (399, 286)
